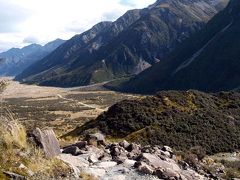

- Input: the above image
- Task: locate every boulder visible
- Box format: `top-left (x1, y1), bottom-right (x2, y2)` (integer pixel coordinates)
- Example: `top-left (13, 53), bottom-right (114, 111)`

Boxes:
top-left (88, 154), bottom-right (99, 163)
top-left (99, 153), bottom-right (112, 161)
top-left (63, 141), bottom-right (87, 150)
top-left (142, 145), bottom-right (155, 153)
top-left (114, 167), bottom-right (130, 174)
top-left (77, 149), bottom-right (89, 155)
top-left (74, 141), bottom-right (87, 149)
top-left (114, 155), bottom-right (128, 164)
top-left (160, 150), bottom-right (171, 158)
top-left (155, 168), bottom-right (180, 179)
top-left (119, 140), bottom-right (130, 149)
top-left (126, 143), bottom-right (141, 153)
top-left (78, 154), bottom-right (91, 161)
top-left (62, 146), bottom-right (80, 156)
top-left (86, 133), bottom-right (106, 146)
top-left (86, 146), bottom-right (105, 159)
top-left (32, 128), bottom-right (61, 158)
top-left (123, 159), bottom-right (136, 167)
top-left (162, 146), bottom-right (173, 154)
top-left (126, 143), bottom-right (142, 160)
top-left (140, 153), bottom-right (181, 171)
top-left (105, 175), bottom-right (126, 180)
top-left (109, 144), bottom-right (129, 163)
top-left (3, 171), bottom-right (26, 180)
top-left (127, 152), bottom-right (140, 160)
top-left (111, 146), bottom-right (121, 157)
top-left (96, 161), bottom-right (117, 168)
top-left (58, 154), bottom-right (89, 168)
top-left (180, 169), bottom-right (205, 180)
top-left (178, 160), bottom-right (189, 170)
top-left (137, 162), bottom-right (154, 175)
top-left (58, 154), bottom-right (89, 177)
top-left (81, 167), bottom-right (106, 178)
top-left (19, 164), bottom-right (34, 177)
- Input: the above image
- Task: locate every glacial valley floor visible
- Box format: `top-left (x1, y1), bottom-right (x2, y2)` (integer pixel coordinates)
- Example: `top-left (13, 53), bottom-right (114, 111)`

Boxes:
top-left (0, 77), bottom-right (140, 136)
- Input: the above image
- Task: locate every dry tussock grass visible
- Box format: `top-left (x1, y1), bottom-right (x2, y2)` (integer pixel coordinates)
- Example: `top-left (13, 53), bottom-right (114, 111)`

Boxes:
top-left (0, 112), bottom-right (71, 179)
top-left (0, 80), bottom-right (72, 179)
top-left (0, 112), bottom-right (27, 150)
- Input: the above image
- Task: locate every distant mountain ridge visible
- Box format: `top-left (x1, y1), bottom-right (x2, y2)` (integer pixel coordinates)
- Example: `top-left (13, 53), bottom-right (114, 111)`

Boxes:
top-left (0, 39), bottom-right (65, 76)
top-left (16, 0), bottom-right (228, 87)
top-left (119, 0), bottom-right (240, 94)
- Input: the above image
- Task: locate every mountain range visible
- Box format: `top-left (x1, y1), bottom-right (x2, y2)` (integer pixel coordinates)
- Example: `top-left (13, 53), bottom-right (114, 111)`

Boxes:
top-left (0, 39), bottom-right (65, 76)
top-left (15, 0), bottom-right (228, 87)
top-left (117, 0), bottom-right (240, 94)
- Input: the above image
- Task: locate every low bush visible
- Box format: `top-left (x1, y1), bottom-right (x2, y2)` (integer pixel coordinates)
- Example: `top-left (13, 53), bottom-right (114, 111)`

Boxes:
top-left (72, 90), bottom-right (240, 154)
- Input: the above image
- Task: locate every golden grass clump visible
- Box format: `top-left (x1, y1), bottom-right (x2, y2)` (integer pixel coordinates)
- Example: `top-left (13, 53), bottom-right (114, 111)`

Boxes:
top-left (0, 80), bottom-right (8, 92)
top-left (0, 113), bottom-right (71, 179)
top-left (0, 114), bottom-right (27, 150)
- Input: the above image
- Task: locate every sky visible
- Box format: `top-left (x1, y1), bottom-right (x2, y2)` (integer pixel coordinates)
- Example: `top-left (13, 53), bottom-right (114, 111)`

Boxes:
top-left (0, 0), bottom-right (155, 52)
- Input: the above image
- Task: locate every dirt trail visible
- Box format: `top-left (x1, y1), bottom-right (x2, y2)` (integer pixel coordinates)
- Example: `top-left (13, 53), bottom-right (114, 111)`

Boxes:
top-left (57, 94), bottom-right (106, 112)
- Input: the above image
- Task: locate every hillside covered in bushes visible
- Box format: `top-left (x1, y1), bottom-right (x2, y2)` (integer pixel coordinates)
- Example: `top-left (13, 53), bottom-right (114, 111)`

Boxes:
top-left (68, 90), bottom-right (240, 154)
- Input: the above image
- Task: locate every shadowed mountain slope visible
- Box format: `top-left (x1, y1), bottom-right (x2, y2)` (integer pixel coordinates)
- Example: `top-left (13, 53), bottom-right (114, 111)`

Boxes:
top-left (16, 0), bottom-right (228, 87)
top-left (120, 0), bottom-right (240, 94)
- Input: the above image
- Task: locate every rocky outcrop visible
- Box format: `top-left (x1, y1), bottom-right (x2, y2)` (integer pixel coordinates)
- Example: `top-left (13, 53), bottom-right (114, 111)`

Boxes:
top-left (58, 133), bottom-right (207, 179)
top-left (85, 133), bottom-right (106, 146)
top-left (32, 128), bottom-right (61, 158)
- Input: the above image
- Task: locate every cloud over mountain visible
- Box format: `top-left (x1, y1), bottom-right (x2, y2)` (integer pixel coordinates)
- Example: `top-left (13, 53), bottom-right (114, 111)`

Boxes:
top-left (0, 0), bottom-right (155, 52)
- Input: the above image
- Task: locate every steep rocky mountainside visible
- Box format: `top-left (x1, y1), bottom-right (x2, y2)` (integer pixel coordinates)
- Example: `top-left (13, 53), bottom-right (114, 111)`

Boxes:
top-left (0, 39), bottom-right (65, 76)
top-left (67, 90), bottom-right (240, 155)
top-left (16, 0), bottom-right (228, 87)
top-left (120, 0), bottom-right (240, 94)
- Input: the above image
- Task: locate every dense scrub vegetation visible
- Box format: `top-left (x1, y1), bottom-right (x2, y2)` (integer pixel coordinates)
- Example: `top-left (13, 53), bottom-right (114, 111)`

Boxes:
top-left (70, 90), bottom-right (240, 154)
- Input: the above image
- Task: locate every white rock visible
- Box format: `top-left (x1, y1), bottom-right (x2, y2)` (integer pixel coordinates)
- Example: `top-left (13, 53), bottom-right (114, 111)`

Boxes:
top-left (119, 140), bottom-right (130, 149)
top-left (138, 163), bottom-right (154, 175)
top-left (96, 161), bottom-right (117, 168)
top-left (103, 175), bottom-right (126, 180)
top-left (123, 159), bottom-right (136, 167)
top-left (180, 169), bottom-right (205, 180)
top-left (89, 154), bottom-right (99, 163)
top-left (82, 167), bottom-right (106, 178)
top-left (160, 150), bottom-right (171, 157)
top-left (58, 153), bottom-right (89, 178)
top-left (58, 154), bottom-right (89, 168)
top-left (142, 153), bottom-right (181, 172)
top-left (19, 164), bottom-right (34, 176)
top-left (162, 146), bottom-right (173, 153)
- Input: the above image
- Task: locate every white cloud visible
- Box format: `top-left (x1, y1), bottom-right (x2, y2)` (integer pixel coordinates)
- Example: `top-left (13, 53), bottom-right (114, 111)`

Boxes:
top-left (0, 0), bottom-right (155, 52)
top-left (23, 36), bottom-right (39, 44)
top-left (0, 0), bottom-right (32, 33)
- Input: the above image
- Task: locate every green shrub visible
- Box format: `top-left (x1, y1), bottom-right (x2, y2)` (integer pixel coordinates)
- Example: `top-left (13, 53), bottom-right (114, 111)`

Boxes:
top-left (72, 90), bottom-right (240, 154)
